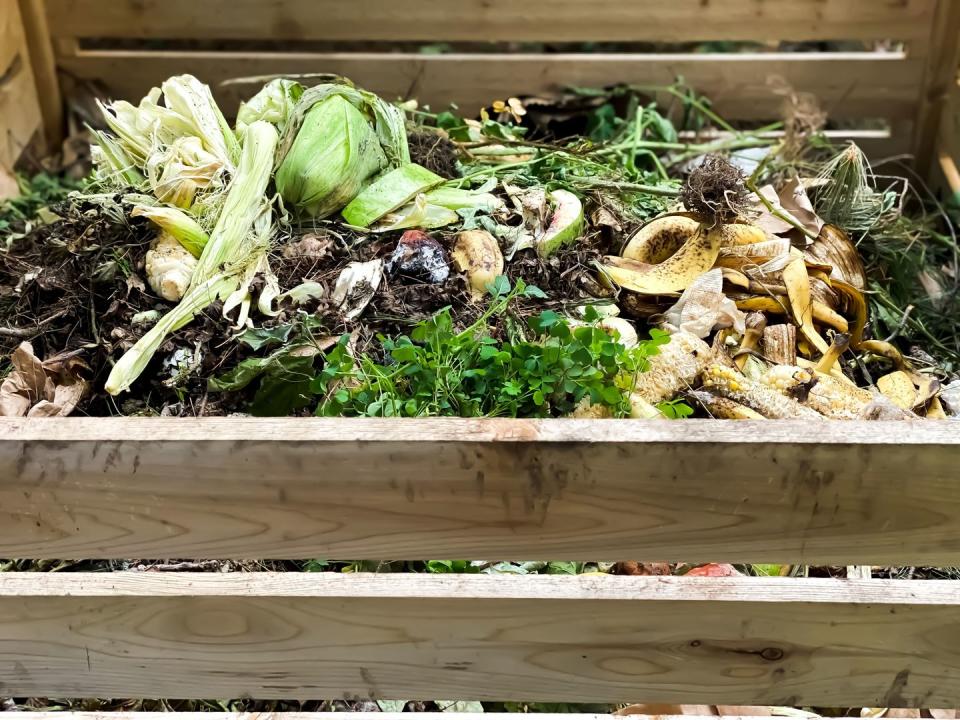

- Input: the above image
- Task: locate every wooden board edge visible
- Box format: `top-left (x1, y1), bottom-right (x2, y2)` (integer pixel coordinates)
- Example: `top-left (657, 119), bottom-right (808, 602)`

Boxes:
top-left (42, 0), bottom-right (939, 42)
top-left (2, 417), bottom-right (958, 445)
top-left (2, 573), bottom-right (959, 605)
top-left (2, 572), bottom-right (960, 704)
top-left (9, 716), bottom-right (861, 720)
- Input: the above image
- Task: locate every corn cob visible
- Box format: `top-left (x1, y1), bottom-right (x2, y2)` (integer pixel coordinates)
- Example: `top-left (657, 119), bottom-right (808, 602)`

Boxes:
top-left (632, 328), bottom-right (713, 404)
top-left (758, 363), bottom-right (873, 419)
top-left (701, 363), bottom-right (822, 419)
top-left (686, 390), bottom-right (765, 419)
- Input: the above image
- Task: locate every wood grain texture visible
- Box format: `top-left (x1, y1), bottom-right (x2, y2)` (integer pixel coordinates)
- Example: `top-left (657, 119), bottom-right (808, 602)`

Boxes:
top-left (16, 716), bottom-right (835, 720)
top-left (43, 0), bottom-right (937, 42)
top-left (19, 716), bottom-right (615, 720)
top-left (18, 0), bottom-right (63, 150)
top-left (0, 0), bottom-right (42, 170)
top-left (1, 418), bottom-right (959, 563)
top-left (55, 50), bottom-right (920, 123)
top-left (912, 0), bottom-right (960, 173)
top-left (1, 573), bottom-right (959, 705)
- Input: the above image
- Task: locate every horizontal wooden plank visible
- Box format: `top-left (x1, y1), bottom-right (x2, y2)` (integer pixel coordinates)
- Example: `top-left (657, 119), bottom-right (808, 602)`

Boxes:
top-left (1, 418), bottom-right (959, 563)
top-left (14, 716), bottom-right (823, 720)
top-left (57, 50), bottom-right (922, 121)
top-left (44, 0), bottom-right (937, 42)
top-left (1, 573), bottom-right (959, 705)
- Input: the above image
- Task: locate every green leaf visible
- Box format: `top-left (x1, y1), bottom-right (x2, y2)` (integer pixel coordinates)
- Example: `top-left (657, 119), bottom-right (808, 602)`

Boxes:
top-left (250, 354), bottom-right (317, 416)
top-left (439, 701), bottom-right (485, 713)
top-left (546, 561), bottom-right (580, 575)
top-left (486, 274), bottom-right (511, 298)
top-left (752, 564), bottom-right (783, 577)
top-left (208, 357), bottom-right (273, 392)
top-left (236, 324), bottom-right (295, 351)
top-left (377, 701), bottom-right (409, 713)
top-left (601, 386), bottom-right (622, 405)
top-left (521, 284), bottom-right (548, 299)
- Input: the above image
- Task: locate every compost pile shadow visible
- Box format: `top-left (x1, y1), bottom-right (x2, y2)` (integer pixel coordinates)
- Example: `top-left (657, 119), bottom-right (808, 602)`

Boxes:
top-left (1, 75), bottom-right (957, 420)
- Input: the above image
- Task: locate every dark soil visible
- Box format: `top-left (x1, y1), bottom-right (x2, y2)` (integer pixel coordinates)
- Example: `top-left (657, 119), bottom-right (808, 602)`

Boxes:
top-left (407, 130), bottom-right (461, 179)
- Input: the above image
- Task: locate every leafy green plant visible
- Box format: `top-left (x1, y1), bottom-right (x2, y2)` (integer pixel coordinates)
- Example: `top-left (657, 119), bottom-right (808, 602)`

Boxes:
top-left (210, 277), bottom-right (684, 419)
top-left (0, 173), bottom-right (81, 238)
top-left (312, 278), bottom-right (671, 418)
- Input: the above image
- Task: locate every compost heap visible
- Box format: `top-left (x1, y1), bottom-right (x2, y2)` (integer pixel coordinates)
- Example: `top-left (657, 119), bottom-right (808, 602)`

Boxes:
top-left (1, 74), bottom-right (957, 420)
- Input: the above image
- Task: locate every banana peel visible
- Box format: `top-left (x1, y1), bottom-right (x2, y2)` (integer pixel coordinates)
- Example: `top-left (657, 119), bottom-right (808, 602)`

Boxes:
top-left (782, 256), bottom-right (830, 355)
top-left (877, 371), bottom-right (917, 410)
top-left (601, 225), bottom-right (721, 295)
top-left (622, 215), bottom-right (700, 263)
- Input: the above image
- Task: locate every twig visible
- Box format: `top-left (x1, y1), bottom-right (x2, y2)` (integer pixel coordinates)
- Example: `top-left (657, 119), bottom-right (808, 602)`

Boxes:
top-left (0, 308), bottom-right (69, 338)
top-left (883, 304), bottom-right (914, 343)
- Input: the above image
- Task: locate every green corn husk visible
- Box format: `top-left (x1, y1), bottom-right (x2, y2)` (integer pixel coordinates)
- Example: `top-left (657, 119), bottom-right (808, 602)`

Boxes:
top-left (237, 79), bottom-right (304, 136)
top-left (275, 81), bottom-right (410, 218)
top-left (130, 205), bottom-right (210, 257)
top-left (341, 163), bottom-right (444, 227)
top-left (89, 129), bottom-right (145, 188)
top-left (371, 194), bottom-right (459, 232)
top-left (423, 182), bottom-right (505, 212)
top-left (105, 120), bottom-right (279, 395)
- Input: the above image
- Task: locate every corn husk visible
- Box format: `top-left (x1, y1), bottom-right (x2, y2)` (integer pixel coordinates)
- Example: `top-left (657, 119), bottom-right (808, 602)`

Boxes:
top-left (131, 205), bottom-right (209, 257)
top-left (342, 163), bottom-right (444, 227)
top-left (275, 82), bottom-right (409, 218)
top-left (237, 79), bottom-right (304, 136)
top-left (106, 120), bottom-right (279, 395)
top-left (372, 194), bottom-right (460, 232)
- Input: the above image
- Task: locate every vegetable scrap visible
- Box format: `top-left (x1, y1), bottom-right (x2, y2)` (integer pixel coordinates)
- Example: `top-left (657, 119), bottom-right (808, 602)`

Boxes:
top-left (1, 76), bottom-right (957, 419)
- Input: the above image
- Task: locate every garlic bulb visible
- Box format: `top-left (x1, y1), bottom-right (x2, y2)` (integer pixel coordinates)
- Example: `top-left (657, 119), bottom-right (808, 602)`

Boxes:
top-left (145, 231), bottom-right (197, 302)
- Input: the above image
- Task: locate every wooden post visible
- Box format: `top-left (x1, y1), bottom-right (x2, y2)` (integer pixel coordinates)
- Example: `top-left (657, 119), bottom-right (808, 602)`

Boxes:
top-left (912, 0), bottom-right (960, 177)
top-left (17, 0), bottom-right (63, 152)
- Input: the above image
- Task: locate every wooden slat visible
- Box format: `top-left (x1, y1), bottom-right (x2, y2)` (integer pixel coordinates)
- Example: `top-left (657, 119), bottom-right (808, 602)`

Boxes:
top-left (18, 0), bottom-right (63, 150)
top-left (57, 50), bottom-right (920, 121)
top-left (1, 573), bottom-right (959, 705)
top-left (2, 418), bottom-right (959, 563)
top-left (912, 0), bottom-right (960, 173)
top-left (14, 717), bottom-right (834, 720)
top-left (13, 716), bottom-right (797, 720)
top-left (43, 0), bottom-right (937, 42)
top-left (0, 0), bottom-right (42, 170)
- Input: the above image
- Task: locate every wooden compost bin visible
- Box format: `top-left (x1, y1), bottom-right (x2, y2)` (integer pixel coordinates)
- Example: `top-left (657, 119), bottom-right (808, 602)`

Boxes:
top-left (3, 0), bottom-right (960, 717)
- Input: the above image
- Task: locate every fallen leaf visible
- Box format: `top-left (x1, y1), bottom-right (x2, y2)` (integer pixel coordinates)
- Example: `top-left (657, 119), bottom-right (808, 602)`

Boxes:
top-left (377, 700), bottom-right (408, 712)
top-left (615, 561), bottom-right (672, 576)
top-left (0, 342), bottom-right (89, 417)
